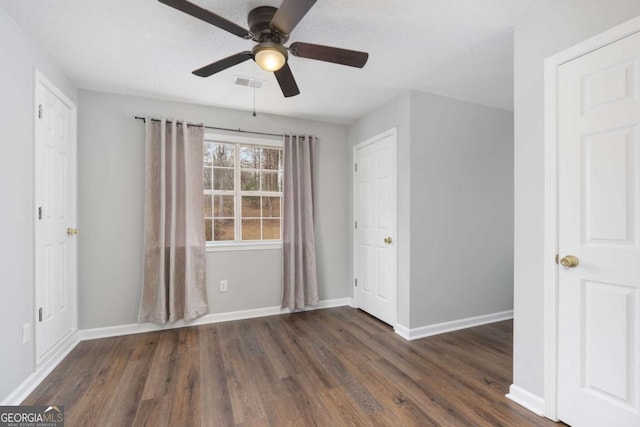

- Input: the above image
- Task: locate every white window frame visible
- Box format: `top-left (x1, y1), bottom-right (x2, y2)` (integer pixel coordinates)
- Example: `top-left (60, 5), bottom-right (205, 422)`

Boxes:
top-left (204, 133), bottom-right (283, 252)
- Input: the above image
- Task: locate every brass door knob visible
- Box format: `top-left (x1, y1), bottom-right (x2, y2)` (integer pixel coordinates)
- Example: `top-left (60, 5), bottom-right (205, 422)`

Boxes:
top-left (384, 237), bottom-right (392, 244)
top-left (560, 255), bottom-right (579, 268)
top-left (67, 228), bottom-right (78, 236)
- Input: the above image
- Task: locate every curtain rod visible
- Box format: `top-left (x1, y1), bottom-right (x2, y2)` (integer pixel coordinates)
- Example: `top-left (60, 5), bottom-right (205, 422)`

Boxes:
top-left (134, 116), bottom-right (283, 138)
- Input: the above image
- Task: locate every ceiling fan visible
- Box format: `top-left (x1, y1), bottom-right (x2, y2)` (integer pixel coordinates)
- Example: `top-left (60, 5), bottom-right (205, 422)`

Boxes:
top-left (158, 0), bottom-right (369, 97)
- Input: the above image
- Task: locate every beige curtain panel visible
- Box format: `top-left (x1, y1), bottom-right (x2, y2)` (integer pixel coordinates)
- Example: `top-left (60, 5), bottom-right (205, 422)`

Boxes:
top-left (282, 134), bottom-right (319, 310)
top-left (138, 118), bottom-right (208, 324)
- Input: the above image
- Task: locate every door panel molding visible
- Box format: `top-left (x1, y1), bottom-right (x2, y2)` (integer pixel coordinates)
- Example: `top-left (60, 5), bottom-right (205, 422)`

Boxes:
top-left (543, 15), bottom-right (640, 421)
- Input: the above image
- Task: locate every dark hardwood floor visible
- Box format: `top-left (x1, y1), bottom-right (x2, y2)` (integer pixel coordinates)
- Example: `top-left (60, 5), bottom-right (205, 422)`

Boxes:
top-left (24, 307), bottom-right (561, 426)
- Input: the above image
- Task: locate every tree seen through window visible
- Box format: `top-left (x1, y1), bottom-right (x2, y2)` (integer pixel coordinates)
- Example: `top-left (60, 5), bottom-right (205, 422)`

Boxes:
top-left (204, 140), bottom-right (283, 242)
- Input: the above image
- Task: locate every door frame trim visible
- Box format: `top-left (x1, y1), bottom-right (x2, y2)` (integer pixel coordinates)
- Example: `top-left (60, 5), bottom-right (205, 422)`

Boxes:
top-left (543, 15), bottom-right (640, 421)
top-left (352, 127), bottom-right (398, 327)
top-left (33, 69), bottom-right (78, 365)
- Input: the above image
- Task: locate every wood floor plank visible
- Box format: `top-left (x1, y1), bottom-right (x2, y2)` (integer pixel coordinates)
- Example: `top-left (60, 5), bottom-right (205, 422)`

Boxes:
top-left (140, 329), bottom-right (180, 400)
top-left (369, 357), bottom-right (478, 427)
top-left (167, 345), bottom-right (201, 426)
top-left (220, 337), bottom-right (266, 424)
top-left (271, 315), bottom-right (341, 390)
top-left (341, 356), bottom-right (440, 426)
top-left (367, 326), bottom-right (440, 380)
top-left (236, 319), bottom-right (264, 360)
top-left (280, 314), bottom-right (384, 417)
top-left (251, 318), bottom-right (300, 379)
top-left (65, 340), bottom-right (132, 426)
top-left (176, 326), bottom-right (199, 353)
top-left (317, 386), bottom-right (371, 426)
top-left (246, 356), bottom-right (309, 424)
top-left (131, 395), bottom-right (172, 427)
top-left (302, 308), bottom-right (382, 363)
top-left (199, 324), bottom-right (235, 426)
top-left (418, 334), bottom-right (512, 385)
top-left (99, 334), bottom-right (159, 425)
top-left (23, 307), bottom-right (563, 427)
top-left (281, 374), bottom-right (335, 425)
top-left (23, 337), bottom-right (119, 409)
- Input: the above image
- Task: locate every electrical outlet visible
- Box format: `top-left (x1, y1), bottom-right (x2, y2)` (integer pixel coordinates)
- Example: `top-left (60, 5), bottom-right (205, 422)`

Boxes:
top-left (22, 323), bottom-right (30, 344)
top-left (219, 280), bottom-right (228, 292)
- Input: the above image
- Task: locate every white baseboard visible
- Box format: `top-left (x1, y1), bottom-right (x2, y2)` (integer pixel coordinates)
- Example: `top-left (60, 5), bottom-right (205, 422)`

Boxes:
top-left (506, 384), bottom-right (545, 416)
top-left (394, 323), bottom-right (411, 340)
top-left (78, 297), bottom-right (352, 341)
top-left (1, 330), bottom-right (80, 405)
top-left (393, 310), bottom-right (514, 341)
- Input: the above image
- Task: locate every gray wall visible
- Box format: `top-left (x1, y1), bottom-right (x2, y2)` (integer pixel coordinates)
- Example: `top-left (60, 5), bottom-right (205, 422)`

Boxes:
top-left (0, 6), bottom-right (76, 402)
top-left (513, 0), bottom-right (640, 399)
top-left (77, 90), bottom-right (350, 329)
top-left (348, 91), bottom-right (514, 330)
top-left (409, 92), bottom-right (513, 327)
top-left (348, 94), bottom-right (412, 328)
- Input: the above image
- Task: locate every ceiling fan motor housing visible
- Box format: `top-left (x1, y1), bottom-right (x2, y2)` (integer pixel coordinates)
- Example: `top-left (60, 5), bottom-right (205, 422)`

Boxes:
top-left (248, 6), bottom-right (288, 44)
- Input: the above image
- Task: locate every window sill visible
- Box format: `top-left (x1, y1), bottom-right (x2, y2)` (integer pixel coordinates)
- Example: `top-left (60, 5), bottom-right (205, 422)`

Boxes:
top-left (206, 242), bottom-right (282, 253)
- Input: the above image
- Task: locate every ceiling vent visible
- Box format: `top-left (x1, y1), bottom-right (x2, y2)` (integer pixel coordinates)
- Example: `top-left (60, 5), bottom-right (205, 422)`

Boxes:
top-left (234, 76), bottom-right (265, 89)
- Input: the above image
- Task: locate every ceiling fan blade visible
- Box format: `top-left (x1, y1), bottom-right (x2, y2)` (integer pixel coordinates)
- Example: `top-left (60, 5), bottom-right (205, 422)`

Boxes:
top-left (193, 52), bottom-right (253, 77)
top-left (290, 42), bottom-right (369, 68)
top-left (270, 0), bottom-right (317, 35)
top-left (274, 64), bottom-right (300, 97)
top-left (158, 0), bottom-right (251, 39)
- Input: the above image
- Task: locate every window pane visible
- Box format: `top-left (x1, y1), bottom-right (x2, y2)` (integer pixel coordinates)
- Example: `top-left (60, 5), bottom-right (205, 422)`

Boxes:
top-left (204, 168), bottom-right (212, 190)
top-left (241, 146), bottom-right (262, 169)
top-left (242, 219), bottom-right (261, 240)
top-left (242, 196), bottom-right (261, 217)
top-left (261, 171), bottom-right (279, 192)
top-left (204, 194), bottom-right (212, 217)
top-left (204, 140), bottom-right (283, 244)
top-left (205, 219), bottom-right (213, 241)
top-left (241, 171), bottom-right (259, 191)
top-left (204, 143), bottom-right (213, 167)
top-left (211, 143), bottom-right (234, 167)
top-left (262, 219), bottom-right (280, 240)
top-left (262, 196), bottom-right (280, 217)
top-left (213, 195), bottom-right (234, 217)
top-left (262, 148), bottom-right (281, 170)
top-left (213, 168), bottom-right (234, 190)
top-left (214, 219), bottom-right (234, 241)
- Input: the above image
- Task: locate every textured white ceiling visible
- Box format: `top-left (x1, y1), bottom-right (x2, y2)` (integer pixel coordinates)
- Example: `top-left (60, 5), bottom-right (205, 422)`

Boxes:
top-left (0, 0), bottom-right (552, 123)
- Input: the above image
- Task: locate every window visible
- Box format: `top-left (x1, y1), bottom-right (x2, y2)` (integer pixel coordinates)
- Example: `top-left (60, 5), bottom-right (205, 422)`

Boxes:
top-left (203, 134), bottom-right (283, 246)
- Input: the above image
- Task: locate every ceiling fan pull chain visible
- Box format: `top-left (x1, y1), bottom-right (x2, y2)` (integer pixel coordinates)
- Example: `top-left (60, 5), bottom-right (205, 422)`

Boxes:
top-left (253, 87), bottom-right (257, 117)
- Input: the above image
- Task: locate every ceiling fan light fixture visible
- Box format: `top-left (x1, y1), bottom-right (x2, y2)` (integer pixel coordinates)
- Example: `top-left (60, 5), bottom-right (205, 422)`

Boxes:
top-left (253, 43), bottom-right (288, 72)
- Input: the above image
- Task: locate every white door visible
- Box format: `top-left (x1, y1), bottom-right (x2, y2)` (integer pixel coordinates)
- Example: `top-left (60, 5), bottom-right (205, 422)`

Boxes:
top-left (557, 31), bottom-right (640, 427)
top-left (353, 129), bottom-right (397, 325)
top-left (35, 72), bottom-right (77, 361)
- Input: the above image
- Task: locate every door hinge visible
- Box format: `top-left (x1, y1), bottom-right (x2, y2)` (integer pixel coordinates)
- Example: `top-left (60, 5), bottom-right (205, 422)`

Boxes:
top-left (354, 163), bottom-right (357, 172)
top-left (38, 307), bottom-right (43, 322)
top-left (355, 278), bottom-right (358, 287)
top-left (38, 104), bottom-right (42, 119)
top-left (38, 207), bottom-right (42, 220)
top-left (355, 221), bottom-right (357, 229)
